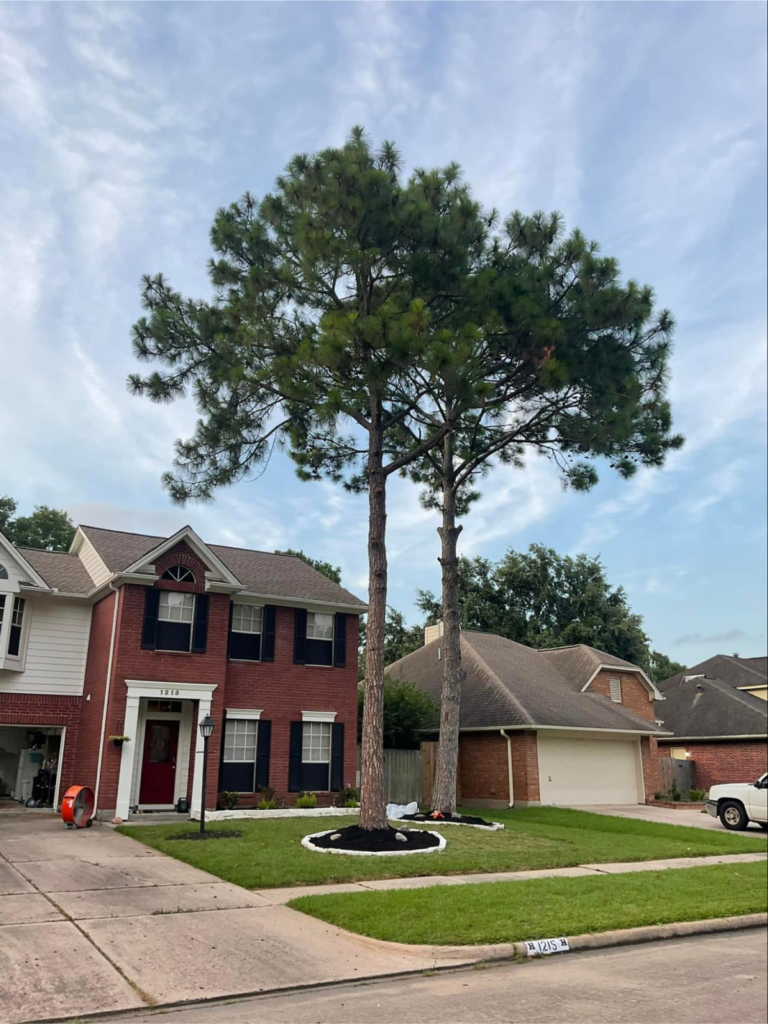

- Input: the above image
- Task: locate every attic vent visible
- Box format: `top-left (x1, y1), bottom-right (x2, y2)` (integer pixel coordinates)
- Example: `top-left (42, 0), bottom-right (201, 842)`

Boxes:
top-left (609, 677), bottom-right (622, 703)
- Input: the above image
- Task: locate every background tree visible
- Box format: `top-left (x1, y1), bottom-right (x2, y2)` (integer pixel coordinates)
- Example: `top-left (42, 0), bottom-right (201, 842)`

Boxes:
top-left (647, 649), bottom-right (686, 682)
top-left (358, 607), bottom-right (424, 679)
top-left (358, 678), bottom-right (438, 750)
top-left (129, 129), bottom-right (490, 830)
top-left (275, 549), bottom-right (342, 584)
top-left (417, 544), bottom-right (675, 674)
top-left (0, 496), bottom-right (76, 552)
top-left (401, 213), bottom-right (683, 813)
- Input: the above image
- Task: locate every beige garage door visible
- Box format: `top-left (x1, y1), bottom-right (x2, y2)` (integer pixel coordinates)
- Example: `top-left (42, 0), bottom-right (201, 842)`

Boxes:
top-left (537, 734), bottom-right (642, 806)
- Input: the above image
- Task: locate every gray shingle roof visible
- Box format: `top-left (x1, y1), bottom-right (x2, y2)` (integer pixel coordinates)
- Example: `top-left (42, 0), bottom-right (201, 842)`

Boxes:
top-left (15, 548), bottom-right (95, 595)
top-left (657, 675), bottom-right (767, 739)
top-left (537, 644), bottom-right (644, 691)
top-left (385, 631), bottom-right (664, 734)
top-left (658, 654), bottom-right (768, 694)
top-left (79, 525), bottom-right (366, 609)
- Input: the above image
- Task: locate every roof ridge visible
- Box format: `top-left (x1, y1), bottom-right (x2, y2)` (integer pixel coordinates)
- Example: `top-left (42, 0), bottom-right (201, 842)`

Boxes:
top-left (702, 676), bottom-right (768, 714)
top-left (461, 635), bottom-right (536, 725)
top-left (80, 524), bottom-right (164, 539)
top-left (80, 524), bottom-right (325, 562)
top-left (15, 546), bottom-right (80, 557)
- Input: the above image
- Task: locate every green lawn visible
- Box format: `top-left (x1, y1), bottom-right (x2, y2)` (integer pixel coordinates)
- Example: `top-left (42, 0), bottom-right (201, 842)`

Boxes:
top-left (117, 806), bottom-right (766, 890)
top-left (289, 862), bottom-right (768, 945)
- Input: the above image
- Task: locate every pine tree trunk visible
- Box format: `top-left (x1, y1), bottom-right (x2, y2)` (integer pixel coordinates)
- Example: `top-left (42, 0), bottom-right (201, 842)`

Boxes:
top-left (359, 406), bottom-right (388, 831)
top-left (430, 432), bottom-right (463, 815)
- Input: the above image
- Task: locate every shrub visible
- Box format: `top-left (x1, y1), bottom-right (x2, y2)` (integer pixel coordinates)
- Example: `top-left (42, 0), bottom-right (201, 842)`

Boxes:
top-left (689, 789), bottom-right (707, 801)
top-left (257, 798), bottom-right (277, 810)
top-left (338, 785), bottom-right (359, 806)
top-left (344, 798), bottom-right (359, 808)
top-left (219, 791), bottom-right (240, 810)
top-left (296, 791), bottom-right (317, 809)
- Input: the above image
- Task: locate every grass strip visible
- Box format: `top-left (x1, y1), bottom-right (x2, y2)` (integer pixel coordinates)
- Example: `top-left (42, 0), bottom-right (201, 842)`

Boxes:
top-left (288, 862), bottom-right (768, 945)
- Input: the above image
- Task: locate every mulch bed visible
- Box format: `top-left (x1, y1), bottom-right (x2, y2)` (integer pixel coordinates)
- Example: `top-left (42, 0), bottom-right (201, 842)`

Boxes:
top-left (399, 812), bottom-right (504, 831)
top-left (168, 830), bottom-right (243, 841)
top-left (303, 824), bottom-right (444, 856)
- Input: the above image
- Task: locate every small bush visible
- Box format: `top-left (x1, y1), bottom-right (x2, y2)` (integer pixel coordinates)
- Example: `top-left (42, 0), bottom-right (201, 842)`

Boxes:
top-left (689, 789), bottom-right (707, 801)
top-left (296, 792), bottom-right (317, 809)
top-left (654, 792), bottom-right (665, 801)
top-left (338, 785), bottom-right (359, 806)
top-left (219, 791), bottom-right (240, 810)
top-left (257, 798), bottom-right (277, 810)
top-left (671, 789), bottom-right (682, 802)
top-left (344, 798), bottom-right (359, 808)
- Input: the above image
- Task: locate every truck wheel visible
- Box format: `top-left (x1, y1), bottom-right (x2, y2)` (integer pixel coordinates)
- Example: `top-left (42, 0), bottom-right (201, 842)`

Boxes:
top-left (719, 801), bottom-right (748, 830)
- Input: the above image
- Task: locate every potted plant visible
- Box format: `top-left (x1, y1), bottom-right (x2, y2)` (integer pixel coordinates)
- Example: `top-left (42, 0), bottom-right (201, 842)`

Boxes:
top-left (108, 735), bottom-right (131, 748)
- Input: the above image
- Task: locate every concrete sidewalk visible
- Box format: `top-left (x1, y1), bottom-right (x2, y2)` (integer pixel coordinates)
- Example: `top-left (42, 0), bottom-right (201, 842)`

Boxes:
top-left (0, 813), bottom-right (477, 1024)
top-left (256, 851), bottom-right (768, 904)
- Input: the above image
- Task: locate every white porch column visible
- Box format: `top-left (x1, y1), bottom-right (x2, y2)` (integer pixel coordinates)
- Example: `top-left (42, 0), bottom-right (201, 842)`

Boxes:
top-left (115, 694), bottom-right (141, 819)
top-left (190, 696), bottom-right (213, 816)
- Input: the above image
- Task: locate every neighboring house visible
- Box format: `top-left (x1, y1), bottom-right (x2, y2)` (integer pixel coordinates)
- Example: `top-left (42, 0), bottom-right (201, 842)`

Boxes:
top-left (0, 525), bottom-right (365, 818)
top-left (385, 631), bottom-right (668, 808)
top-left (656, 655), bottom-right (767, 789)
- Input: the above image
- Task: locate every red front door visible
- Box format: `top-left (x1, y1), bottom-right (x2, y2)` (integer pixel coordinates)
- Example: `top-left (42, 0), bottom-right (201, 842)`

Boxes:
top-left (139, 720), bottom-right (180, 805)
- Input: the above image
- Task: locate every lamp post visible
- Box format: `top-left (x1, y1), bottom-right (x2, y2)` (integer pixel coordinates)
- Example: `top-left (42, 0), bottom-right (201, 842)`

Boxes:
top-left (198, 715), bottom-right (215, 835)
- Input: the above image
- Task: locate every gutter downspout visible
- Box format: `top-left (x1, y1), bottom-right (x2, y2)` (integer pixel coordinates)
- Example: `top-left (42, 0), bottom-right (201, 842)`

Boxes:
top-left (500, 729), bottom-right (514, 808)
top-left (94, 584), bottom-right (120, 814)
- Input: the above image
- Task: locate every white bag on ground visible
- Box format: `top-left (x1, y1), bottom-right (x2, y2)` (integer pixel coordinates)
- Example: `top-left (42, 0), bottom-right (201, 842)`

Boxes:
top-left (386, 801), bottom-right (419, 820)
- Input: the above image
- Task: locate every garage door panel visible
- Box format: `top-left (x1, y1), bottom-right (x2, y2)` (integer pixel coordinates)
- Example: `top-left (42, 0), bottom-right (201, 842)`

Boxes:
top-left (538, 736), bottom-right (642, 806)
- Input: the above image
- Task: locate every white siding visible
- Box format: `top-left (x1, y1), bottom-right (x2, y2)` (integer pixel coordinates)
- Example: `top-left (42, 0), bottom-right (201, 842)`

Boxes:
top-left (0, 597), bottom-right (92, 697)
top-left (77, 534), bottom-right (112, 587)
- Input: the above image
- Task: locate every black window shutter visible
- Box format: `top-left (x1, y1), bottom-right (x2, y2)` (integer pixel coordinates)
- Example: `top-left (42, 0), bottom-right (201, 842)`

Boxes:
top-left (331, 722), bottom-right (344, 792)
top-left (288, 721), bottom-right (304, 791)
top-left (191, 594), bottom-right (209, 653)
top-left (333, 614), bottom-right (347, 668)
top-left (261, 605), bottom-right (276, 662)
top-left (255, 720), bottom-right (271, 789)
top-left (140, 588), bottom-right (160, 649)
top-left (226, 601), bottom-right (234, 659)
top-left (293, 608), bottom-right (307, 665)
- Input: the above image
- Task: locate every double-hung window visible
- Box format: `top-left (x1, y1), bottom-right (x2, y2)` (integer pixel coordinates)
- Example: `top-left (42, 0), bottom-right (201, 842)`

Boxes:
top-left (229, 604), bottom-right (262, 661)
top-left (5, 597), bottom-right (25, 658)
top-left (306, 612), bottom-right (334, 666)
top-left (301, 721), bottom-right (332, 790)
top-left (220, 719), bottom-right (259, 792)
top-left (156, 591), bottom-right (195, 652)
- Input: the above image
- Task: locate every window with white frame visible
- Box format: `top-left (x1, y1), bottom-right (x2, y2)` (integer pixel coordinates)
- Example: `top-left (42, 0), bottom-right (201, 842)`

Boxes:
top-left (609, 676), bottom-right (622, 703)
top-left (229, 603), bottom-right (262, 661)
top-left (7, 597), bottom-right (25, 658)
top-left (156, 591), bottom-right (195, 652)
top-left (306, 612), bottom-right (334, 666)
top-left (0, 564), bottom-right (8, 580)
top-left (301, 721), bottom-right (331, 790)
top-left (162, 564), bottom-right (196, 583)
top-left (220, 719), bottom-right (259, 791)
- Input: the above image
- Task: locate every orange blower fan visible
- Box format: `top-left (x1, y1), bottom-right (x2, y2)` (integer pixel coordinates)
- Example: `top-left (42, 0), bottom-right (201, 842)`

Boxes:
top-left (61, 785), bottom-right (95, 828)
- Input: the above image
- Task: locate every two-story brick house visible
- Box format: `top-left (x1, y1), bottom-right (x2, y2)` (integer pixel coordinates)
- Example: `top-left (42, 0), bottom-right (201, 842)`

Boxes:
top-left (0, 525), bottom-right (365, 819)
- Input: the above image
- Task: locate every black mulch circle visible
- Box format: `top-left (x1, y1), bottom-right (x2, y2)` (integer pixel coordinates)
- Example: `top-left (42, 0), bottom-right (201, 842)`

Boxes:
top-left (309, 824), bottom-right (441, 853)
top-left (168, 830), bottom-right (243, 841)
top-left (401, 812), bottom-right (497, 828)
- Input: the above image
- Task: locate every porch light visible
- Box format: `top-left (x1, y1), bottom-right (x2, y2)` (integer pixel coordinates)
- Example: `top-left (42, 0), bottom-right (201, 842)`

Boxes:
top-left (199, 715), bottom-right (215, 739)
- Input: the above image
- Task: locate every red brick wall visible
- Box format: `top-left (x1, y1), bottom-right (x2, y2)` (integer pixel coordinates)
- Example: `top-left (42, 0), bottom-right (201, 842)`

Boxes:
top-left (86, 543), bottom-right (360, 812)
top-left (75, 590), bottom-right (119, 796)
top-left (0, 693), bottom-right (82, 799)
top-left (640, 735), bottom-right (659, 802)
top-left (658, 740), bottom-right (767, 790)
top-left (590, 670), bottom-right (656, 722)
top-left (457, 731), bottom-right (541, 806)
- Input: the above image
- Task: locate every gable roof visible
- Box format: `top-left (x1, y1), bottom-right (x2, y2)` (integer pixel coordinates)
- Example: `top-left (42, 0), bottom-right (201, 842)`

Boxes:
top-left (658, 654), bottom-right (768, 694)
top-left (656, 674), bottom-right (767, 740)
top-left (79, 525), bottom-right (366, 609)
top-left (537, 643), bottom-right (661, 698)
top-left (385, 631), bottom-right (666, 734)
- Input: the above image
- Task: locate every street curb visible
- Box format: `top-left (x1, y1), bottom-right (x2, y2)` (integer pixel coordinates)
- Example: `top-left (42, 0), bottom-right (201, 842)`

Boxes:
top-left (345, 912), bottom-right (768, 962)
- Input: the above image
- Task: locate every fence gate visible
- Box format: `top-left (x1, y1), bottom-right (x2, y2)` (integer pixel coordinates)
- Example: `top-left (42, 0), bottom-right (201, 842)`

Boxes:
top-left (357, 747), bottom-right (423, 805)
top-left (658, 757), bottom-right (696, 795)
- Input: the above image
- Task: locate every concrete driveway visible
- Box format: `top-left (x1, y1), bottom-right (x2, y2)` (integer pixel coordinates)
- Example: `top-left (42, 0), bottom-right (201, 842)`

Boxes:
top-left (575, 803), bottom-right (768, 834)
top-left (0, 811), bottom-right (473, 1024)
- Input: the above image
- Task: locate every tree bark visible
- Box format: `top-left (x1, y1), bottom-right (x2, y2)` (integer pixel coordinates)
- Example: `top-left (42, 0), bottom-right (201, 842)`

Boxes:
top-left (359, 403), bottom-right (388, 831)
top-left (430, 431), bottom-right (464, 815)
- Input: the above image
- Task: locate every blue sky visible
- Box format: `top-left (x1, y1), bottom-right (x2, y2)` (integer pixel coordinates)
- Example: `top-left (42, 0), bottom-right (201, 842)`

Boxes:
top-left (0, 1), bottom-right (765, 666)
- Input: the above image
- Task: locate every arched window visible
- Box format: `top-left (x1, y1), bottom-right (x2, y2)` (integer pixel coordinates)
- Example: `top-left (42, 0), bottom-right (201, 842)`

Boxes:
top-left (0, 564), bottom-right (8, 580)
top-left (161, 565), bottom-right (195, 583)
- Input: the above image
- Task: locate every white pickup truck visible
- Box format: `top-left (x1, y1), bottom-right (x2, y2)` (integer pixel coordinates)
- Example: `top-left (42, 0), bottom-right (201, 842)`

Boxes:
top-left (706, 773), bottom-right (768, 831)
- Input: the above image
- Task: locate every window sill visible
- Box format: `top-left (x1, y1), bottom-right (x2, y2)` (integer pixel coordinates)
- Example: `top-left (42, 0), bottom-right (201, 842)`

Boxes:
top-left (153, 649), bottom-right (193, 656)
top-left (228, 658), bottom-right (262, 664)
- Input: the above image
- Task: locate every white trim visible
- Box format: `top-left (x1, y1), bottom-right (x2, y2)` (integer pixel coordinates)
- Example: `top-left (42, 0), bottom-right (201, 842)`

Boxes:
top-left (580, 664), bottom-right (664, 701)
top-left (0, 534), bottom-right (50, 590)
top-left (124, 679), bottom-right (218, 699)
top-left (133, 702), bottom-right (192, 810)
top-left (658, 734), bottom-right (768, 742)
top-left (121, 526), bottom-right (241, 589)
top-left (237, 591), bottom-right (367, 614)
top-left (225, 708), bottom-right (263, 720)
top-left (436, 723), bottom-right (672, 737)
top-left (94, 586), bottom-right (120, 812)
top-left (301, 710), bottom-right (337, 723)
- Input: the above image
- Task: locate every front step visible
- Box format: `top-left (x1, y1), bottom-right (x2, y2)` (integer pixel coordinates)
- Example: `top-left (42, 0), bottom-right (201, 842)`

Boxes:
top-left (126, 811), bottom-right (190, 825)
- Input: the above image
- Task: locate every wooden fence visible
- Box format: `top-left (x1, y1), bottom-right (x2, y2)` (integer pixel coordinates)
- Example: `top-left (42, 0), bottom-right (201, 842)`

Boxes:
top-left (658, 757), bottom-right (697, 795)
top-left (356, 747), bottom-right (423, 804)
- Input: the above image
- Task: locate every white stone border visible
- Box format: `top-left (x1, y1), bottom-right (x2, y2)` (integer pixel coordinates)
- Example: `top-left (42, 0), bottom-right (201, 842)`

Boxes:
top-left (191, 807), bottom-right (359, 822)
top-left (392, 817), bottom-right (504, 832)
top-left (301, 827), bottom-right (447, 857)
